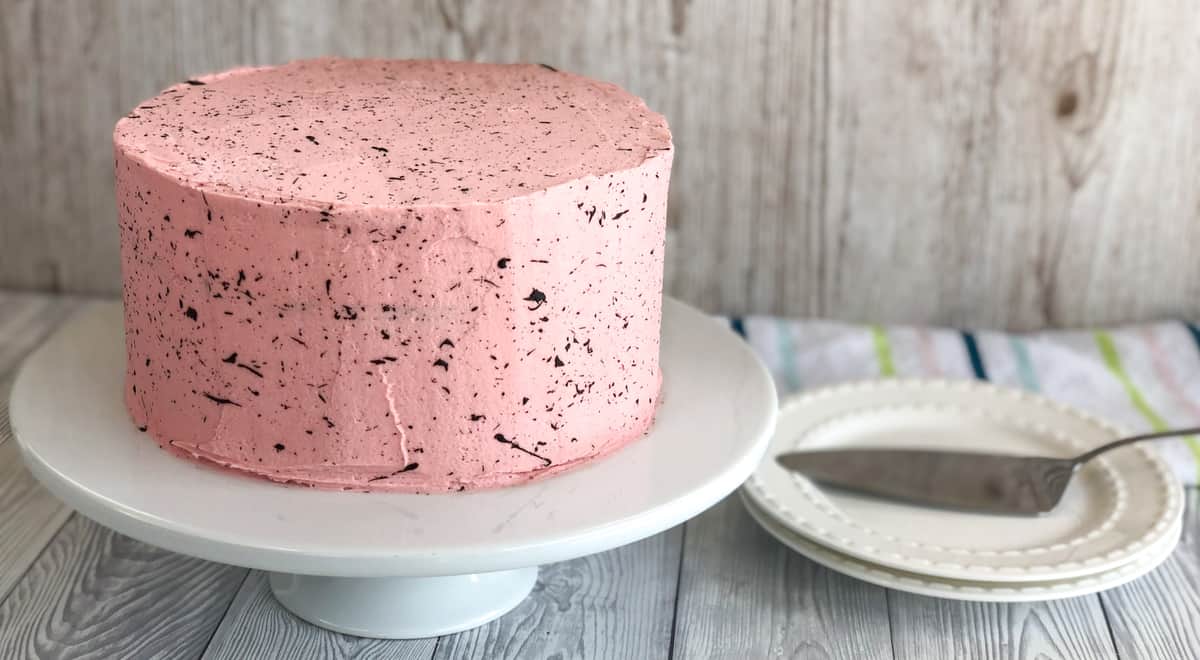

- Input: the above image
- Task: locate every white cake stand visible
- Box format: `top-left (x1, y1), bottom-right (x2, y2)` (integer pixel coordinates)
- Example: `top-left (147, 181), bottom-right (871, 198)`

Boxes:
top-left (9, 298), bottom-right (776, 639)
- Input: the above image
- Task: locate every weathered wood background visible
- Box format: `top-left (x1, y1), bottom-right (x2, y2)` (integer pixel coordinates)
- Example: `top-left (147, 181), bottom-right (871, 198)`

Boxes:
top-left (3, 0), bottom-right (1199, 329)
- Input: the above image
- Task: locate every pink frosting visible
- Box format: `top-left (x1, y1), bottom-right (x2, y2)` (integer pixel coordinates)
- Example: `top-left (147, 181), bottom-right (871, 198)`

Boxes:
top-left (114, 58), bottom-right (672, 492)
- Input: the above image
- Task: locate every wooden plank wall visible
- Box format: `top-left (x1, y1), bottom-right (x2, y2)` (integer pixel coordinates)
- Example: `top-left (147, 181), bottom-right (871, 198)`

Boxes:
top-left (3, 0), bottom-right (1199, 329)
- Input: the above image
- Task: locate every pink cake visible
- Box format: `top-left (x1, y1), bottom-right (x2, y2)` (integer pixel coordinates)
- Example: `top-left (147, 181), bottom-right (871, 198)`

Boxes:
top-left (114, 58), bottom-right (672, 492)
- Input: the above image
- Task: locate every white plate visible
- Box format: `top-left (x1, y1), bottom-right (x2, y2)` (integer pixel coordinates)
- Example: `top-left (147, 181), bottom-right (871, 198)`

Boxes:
top-left (9, 299), bottom-right (778, 578)
top-left (740, 492), bottom-right (1181, 602)
top-left (742, 380), bottom-right (1184, 582)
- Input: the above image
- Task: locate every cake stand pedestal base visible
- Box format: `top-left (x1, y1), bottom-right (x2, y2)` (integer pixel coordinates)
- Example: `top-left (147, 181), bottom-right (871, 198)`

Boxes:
top-left (269, 568), bottom-right (539, 639)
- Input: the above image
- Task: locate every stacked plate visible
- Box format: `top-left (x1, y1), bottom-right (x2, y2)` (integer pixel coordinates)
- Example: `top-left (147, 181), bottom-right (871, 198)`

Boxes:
top-left (741, 380), bottom-right (1184, 601)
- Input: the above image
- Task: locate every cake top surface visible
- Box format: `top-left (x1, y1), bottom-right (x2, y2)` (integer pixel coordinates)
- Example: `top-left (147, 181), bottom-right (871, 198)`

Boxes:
top-left (114, 58), bottom-right (672, 207)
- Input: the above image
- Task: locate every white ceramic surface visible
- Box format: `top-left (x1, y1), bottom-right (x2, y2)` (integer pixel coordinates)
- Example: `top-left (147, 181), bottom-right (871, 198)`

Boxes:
top-left (740, 493), bottom-right (1181, 602)
top-left (742, 381), bottom-right (1184, 582)
top-left (9, 298), bottom-right (776, 638)
top-left (268, 568), bottom-right (539, 639)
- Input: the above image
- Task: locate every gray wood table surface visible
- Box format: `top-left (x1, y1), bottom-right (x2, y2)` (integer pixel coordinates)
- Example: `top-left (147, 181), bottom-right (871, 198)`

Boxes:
top-left (1, 291), bottom-right (1198, 660)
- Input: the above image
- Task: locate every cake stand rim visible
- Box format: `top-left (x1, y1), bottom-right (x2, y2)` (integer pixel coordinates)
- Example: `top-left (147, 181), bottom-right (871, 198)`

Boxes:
top-left (10, 297), bottom-right (777, 577)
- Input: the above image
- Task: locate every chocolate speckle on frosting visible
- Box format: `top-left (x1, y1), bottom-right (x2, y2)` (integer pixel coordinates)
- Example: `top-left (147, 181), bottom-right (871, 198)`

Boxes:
top-left (114, 57), bottom-right (672, 493)
top-left (523, 288), bottom-right (547, 310)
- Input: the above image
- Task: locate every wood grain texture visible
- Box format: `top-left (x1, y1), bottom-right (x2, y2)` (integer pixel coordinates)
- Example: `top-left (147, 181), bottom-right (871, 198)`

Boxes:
top-left (671, 495), bottom-right (893, 660)
top-left (816, 0), bottom-right (1200, 329)
top-left (432, 526), bottom-right (681, 660)
top-left (202, 571), bottom-right (436, 660)
top-left (0, 294), bottom-right (77, 424)
top-left (0, 442), bottom-right (72, 606)
top-left (0, 515), bottom-right (248, 659)
top-left (1100, 488), bottom-right (1200, 660)
top-left (4, 1), bottom-right (1200, 326)
top-left (0, 292), bottom-right (78, 384)
top-left (886, 594), bottom-right (1118, 660)
top-left (0, 293), bottom-right (78, 604)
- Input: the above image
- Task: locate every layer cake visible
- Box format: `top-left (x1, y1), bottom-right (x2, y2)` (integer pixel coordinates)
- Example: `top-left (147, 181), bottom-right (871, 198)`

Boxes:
top-left (114, 58), bottom-right (673, 492)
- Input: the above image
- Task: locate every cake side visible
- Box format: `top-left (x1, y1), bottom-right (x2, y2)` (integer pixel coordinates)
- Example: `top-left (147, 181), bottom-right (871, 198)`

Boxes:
top-left (115, 58), bottom-right (672, 492)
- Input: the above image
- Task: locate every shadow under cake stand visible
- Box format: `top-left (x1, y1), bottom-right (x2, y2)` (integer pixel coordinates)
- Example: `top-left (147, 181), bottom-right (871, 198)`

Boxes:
top-left (9, 298), bottom-right (777, 639)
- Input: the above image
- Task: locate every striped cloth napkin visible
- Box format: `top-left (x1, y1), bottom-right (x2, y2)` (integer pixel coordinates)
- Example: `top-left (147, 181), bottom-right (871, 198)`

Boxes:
top-left (728, 317), bottom-right (1200, 486)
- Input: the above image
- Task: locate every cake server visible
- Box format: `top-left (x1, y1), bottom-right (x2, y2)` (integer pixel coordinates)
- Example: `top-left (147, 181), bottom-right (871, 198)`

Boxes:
top-left (775, 427), bottom-right (1198, 514)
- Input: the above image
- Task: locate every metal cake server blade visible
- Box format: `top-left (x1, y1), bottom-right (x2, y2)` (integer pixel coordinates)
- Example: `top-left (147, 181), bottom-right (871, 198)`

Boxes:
top-left (776, 449), bottom-right (1075, 514)
top-left (775, 427), bottom-right (1200, 515)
